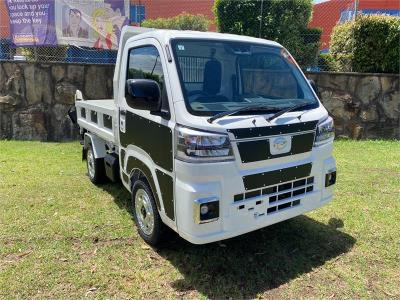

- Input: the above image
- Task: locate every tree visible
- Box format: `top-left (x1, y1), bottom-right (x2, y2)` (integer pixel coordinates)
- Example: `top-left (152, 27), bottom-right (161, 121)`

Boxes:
top-left (141, 13), bottom-right (210, 32)
top-left (213, 0), bottom-right (321, 68)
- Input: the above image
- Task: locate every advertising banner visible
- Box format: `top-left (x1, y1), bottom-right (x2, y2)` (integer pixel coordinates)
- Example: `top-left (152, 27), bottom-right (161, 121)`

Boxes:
top-left (55, 0), bottom-right (130, 50)
top-left (6, 0), bottom-right (56, 46)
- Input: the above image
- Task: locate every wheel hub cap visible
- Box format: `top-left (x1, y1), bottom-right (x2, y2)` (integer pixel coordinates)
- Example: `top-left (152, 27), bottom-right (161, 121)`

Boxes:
top-left (135, 189), bottom-right (154, 235)
top-left (87, 149), bottom-right (95, 178)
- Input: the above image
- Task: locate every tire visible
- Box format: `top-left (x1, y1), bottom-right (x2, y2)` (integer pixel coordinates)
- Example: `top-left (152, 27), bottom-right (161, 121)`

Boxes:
top-left (131, 179), bottom-right (166, 246)
top-left (86, 144), bottom-right (106, 184)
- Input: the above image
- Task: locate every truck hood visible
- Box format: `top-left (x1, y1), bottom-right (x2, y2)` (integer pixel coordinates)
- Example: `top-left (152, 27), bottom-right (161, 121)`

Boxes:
top-left (173, 100), bottom-right (328, 134)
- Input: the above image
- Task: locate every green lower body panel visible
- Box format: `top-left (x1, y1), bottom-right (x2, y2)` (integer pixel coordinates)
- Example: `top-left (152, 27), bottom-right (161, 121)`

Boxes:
top-left (155, 169), bottom-right (174, 221)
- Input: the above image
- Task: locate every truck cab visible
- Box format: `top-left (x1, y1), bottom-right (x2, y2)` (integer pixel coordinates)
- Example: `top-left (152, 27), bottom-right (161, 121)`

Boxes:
top-left (74, 27), bottom-right (336, 245)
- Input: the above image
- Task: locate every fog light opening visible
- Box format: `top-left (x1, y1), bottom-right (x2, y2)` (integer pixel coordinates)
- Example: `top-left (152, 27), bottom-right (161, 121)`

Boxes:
top-left (200, 205), bottom-right (209, 215)
top-left (194, 197), bottom-right (220, 224)
top-left (325, 170), bottom-right (337, 187)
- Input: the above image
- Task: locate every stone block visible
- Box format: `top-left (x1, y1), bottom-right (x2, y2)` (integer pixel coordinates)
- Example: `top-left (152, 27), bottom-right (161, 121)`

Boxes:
top-left (52, 65), bottom-right (66, 82)
top-left (0, 111), bottom-right (12, 139)
top-left (23, 64), bottom-right (53, 105)
top-left (317, 74), bottom-right (350, 91)
top-left (379, 92), bottom-right (400, 120)
top-left (355, 76), bottom-right (381, 104)
top-left (0, 66), bottom-right (25, 108)
top-left (49, 104), bottom-right (78, 141)
top-left (380, 76), bottom-right (399, 93)
top-left (351, 124), bottom-right (364, 140)
top-left (54, 81), bottom-right (79, 105)
top-left (12, 107), bottom-right (47, 140)
top-left (360, 105), bottom-right (379, 122)
top-left (322, 92), bottom-right (354, 121)
top-left (67, 65), bottom-right (85, 85)
top-left (84, 65), bottom-right (109, 99)
top-left (2, 62), bottom-right (20, 77)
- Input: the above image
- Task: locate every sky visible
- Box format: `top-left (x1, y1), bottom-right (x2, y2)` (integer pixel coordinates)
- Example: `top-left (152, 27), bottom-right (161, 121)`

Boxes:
top-left (313, 0), bottom-right (330, 3)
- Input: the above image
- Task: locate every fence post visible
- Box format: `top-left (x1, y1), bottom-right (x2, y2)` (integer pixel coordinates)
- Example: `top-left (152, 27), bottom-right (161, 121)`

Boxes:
top-left (259, 0), bottom-right (264, 38)
top-left (354, 0), bottom-right (359, 20)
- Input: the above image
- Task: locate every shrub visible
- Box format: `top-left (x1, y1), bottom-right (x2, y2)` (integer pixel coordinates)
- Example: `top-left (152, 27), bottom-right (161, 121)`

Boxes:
top-left (212, 0), bottom-right (321, 68)
top-left (330, 21), bottom-right (354, 72)
top-left (317, 53), bottom-right (336, 71)
top-left (141, 13), bottom-right (210, 31)
top-left (330, 15), bottom-right (400, 73)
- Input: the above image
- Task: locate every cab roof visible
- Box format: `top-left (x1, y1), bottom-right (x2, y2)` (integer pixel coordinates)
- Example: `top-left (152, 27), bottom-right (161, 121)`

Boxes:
top-left (137, 28), bottom-right (283, 48)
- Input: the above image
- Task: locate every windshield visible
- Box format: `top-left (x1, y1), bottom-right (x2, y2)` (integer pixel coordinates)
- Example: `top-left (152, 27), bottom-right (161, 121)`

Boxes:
top-left (171, 39), bottom-right (319, 116)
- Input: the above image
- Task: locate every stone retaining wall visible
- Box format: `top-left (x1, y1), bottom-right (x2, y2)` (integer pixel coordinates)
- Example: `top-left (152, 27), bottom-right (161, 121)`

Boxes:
top-left (0, 61), bottom-right (399, 141)
top-left (307, 72), bottom-right (399, 139)
top-left (0, 61), bottom-right (114, 141)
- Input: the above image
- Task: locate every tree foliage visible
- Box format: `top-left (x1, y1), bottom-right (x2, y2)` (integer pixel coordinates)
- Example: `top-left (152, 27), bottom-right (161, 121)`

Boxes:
top-left (331, 15), bottom-right (400, 73)
top-left (141, 13), bottom-right (210, 31)
top-left (213, 0), bottom-right (321, 68)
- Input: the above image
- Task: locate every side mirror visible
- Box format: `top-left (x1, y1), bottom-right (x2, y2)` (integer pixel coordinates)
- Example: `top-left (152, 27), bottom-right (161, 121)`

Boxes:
top-left (308, 79), bottom-right (319, 96)
top-left (125, 79), bottom-right (161, 111)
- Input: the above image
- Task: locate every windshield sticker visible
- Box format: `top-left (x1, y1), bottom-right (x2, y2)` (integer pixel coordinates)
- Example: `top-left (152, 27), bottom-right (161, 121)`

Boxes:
top-left (177, 45), bottom-right (185, 51)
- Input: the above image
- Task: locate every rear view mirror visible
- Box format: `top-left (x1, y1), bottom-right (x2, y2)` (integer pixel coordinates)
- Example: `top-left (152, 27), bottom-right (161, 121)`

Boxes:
top-left (125, 79), bottom-right (161, 112)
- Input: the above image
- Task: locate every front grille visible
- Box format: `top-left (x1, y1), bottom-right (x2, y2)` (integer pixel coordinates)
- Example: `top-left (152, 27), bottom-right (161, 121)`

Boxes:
top-left (234, 176), bottom-right (314, 214)
top-left (267, 198), bottom-right (301, 214)
top-left (235, 176), bottom-right (314, 203)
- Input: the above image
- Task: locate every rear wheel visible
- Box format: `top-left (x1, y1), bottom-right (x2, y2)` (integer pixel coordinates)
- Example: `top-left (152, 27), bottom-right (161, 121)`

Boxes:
top-left (86, 145), bottom-right (106, 184)
top-left (132, 179), bottom-right (166, 246)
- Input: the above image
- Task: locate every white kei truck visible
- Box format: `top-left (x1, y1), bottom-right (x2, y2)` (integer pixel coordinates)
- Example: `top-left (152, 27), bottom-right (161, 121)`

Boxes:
top-left (69, 27), bottom-right (337, 246)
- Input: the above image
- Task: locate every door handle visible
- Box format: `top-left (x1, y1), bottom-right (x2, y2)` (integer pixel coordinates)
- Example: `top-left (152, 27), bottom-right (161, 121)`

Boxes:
top-left (120, 109), bottom-right (126, 133)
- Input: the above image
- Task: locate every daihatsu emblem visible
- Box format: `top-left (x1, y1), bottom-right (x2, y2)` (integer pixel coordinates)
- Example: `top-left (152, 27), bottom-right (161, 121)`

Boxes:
top-left (273, 137), bottom-right (287, 151)
top-left (270, 136), bottom-right (292, 155)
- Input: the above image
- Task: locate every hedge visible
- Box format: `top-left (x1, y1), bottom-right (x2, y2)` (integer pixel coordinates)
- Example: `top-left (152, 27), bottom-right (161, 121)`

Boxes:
top-left (141, 13), bottom-right (210, 31)
top-left (318, 53), bottom-right (336, 71)
top-left (330, 15), bottom-right (400, 73)
top-left (212, 0), bottom-right (321, 68)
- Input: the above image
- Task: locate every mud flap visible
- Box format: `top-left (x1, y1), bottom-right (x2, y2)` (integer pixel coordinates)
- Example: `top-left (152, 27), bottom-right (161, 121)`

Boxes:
top-left (68, 105), bottom-right (77, 124)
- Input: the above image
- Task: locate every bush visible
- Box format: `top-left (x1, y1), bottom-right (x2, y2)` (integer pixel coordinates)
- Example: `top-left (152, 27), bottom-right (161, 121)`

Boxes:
top-left (317, 53), bottom-right (336, 71)
top-left (330, 21), bottom-right (354, 72)
top-left (141, 13), bottom-right (210, 31)
top-left (330, 15), bottom-right (400, 73)
top-left (212, 0), bottom-right (321, 68)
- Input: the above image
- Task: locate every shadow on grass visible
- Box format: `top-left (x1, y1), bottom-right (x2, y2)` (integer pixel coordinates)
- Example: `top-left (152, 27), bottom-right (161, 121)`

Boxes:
top-left (101, 182), bottom-right (355, 299)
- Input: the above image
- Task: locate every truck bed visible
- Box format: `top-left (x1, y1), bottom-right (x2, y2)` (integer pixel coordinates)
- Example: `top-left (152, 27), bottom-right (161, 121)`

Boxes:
top-left (76, 99), bottom-right (116, 143)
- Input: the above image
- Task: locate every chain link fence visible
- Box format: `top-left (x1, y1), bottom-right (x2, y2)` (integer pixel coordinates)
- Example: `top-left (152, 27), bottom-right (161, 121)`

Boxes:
top-left (0, 0), bottom-right (391, 70)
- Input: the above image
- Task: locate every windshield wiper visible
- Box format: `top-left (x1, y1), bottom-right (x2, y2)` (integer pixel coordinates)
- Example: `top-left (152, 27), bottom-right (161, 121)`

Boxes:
top-left (265, 103), bottom-right (312, 122)
top-left (208, 104), bottom-right (277, 123)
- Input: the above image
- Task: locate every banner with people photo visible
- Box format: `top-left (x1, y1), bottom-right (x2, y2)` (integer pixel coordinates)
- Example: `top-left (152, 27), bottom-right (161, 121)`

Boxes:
top-left (55, 0), bottom-right (130, 50)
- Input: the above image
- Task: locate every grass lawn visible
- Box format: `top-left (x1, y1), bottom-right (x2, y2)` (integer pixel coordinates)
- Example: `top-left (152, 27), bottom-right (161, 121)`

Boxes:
top-left (0, 140), bottom-right (399, 299)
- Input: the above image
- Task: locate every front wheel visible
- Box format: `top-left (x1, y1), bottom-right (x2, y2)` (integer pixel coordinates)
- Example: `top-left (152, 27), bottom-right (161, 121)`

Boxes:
top-left (132, 179), bottom-right (166, 246)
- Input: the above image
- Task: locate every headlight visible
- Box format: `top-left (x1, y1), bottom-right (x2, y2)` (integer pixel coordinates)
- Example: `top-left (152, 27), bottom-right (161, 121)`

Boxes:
top-left (314, 116), bottom-right (335, 146)
top-left (175, 125), bottom-right (234, 163)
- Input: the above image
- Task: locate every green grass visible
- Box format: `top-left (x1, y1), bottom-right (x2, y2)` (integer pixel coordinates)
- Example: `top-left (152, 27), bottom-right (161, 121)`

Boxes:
top-left (0, 140), bottom-right (399, 299)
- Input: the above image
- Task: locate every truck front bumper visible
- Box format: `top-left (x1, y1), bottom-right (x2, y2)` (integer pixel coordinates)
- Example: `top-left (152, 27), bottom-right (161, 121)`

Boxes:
top-left (174, 143), bottom-right (336, 244)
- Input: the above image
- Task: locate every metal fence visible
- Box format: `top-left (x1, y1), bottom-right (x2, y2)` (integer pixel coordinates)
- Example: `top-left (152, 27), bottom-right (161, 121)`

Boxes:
top-left (0, 0), bottom-right (389, 70)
